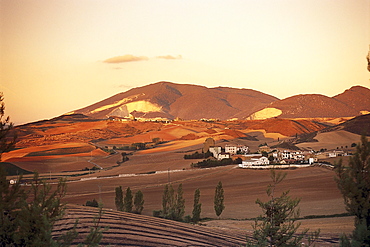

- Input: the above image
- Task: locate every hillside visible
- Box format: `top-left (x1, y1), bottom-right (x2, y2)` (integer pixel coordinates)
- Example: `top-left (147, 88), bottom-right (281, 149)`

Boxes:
top-left (247, 86), bottom-right (370, 119)
top-left (71, 81), bottom-right (279, 120)
top-left (13, 116), bottom-right (328, 150)
top-left (53, 205), bottom-right (245, 246)
top-left (323, 113), bottom-right (370, 136)
top-left (69, 82), bottom-right (370, 120)
top-left (333, 86), bottom-right (370, 114)
top-left (248, 94), bottom-right (358, 119)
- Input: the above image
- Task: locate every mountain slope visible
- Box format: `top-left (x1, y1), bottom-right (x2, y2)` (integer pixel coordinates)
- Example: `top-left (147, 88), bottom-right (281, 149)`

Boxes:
top-left (333, 85), bottom-right (370, 114)
top-left (71, 82), bottom-right (279, 120)
top-left (71, 82), bottom-right (370, 120)
top-left (248, 86), bottom-right (370, 119)
top-left (324, 113), bottom-right (370, 136)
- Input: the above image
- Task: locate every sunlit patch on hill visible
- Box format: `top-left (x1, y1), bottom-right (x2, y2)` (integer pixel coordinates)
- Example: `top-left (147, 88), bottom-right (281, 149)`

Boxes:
top-left (246, 107), bottom-right (282, 120)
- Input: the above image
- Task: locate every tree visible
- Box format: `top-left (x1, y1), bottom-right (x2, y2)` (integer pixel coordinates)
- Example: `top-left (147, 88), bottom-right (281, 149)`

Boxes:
top-left (123, 187), bottom-right (133, 213)
top-left (115, 186), bottom-right (124, 211)
top-left (247, 170), bottom-right (319, 247)
top-left (82, 205), bottom-right (106, 247)
top-left (0, 167), bottom-right (26, 245)
top-left (133, 190), bottom-right (144, 214)
top-left (214, 181), bottom-right (225, 218)
top-left (86, 199), bottom-right (99, 207)
top-left (335, 135), bottom-right (370, 246)
top-left (161, 184), bottom-right (185, 221)
top-left (192, 188), bottom-right (202, 223)
top-left (0, 92), bottom-right (17, 161)
top-left (233, 157), bottom-right (243, 164)
top-left (367, 46), bottom-right (370, 72)
top-left (162, 184), bottom-right (174, 217)
top-left (173, 183), bottom-right (185, 221)
top-left (268, 155), bottom-right (275, 163)
top-left (0, 168), bottom-right (68, 246)
top-left (18, 172), bottom-right (67, 246)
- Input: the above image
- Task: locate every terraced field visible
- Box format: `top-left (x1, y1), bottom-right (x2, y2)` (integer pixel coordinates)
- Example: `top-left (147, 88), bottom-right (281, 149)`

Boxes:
top-left (53, 205), bottom-right (246, 246)
top-left (53, 204), bottom-right (349, 246)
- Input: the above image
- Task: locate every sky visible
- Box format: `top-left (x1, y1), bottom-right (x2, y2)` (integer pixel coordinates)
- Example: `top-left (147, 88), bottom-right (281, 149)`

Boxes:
top-left (1, 0), bottom-right (370, 125)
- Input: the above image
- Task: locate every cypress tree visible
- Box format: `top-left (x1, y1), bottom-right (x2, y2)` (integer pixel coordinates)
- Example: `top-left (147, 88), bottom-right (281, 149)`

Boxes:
top-left (214, 181), bottom-right (225, 218)
top-left (133, 190), bottom-right (144, 214)
top-left (115, 186), bottom-right (124, 211)
top-left (162, 184), bottom-right (170, 216)
top-left (192, 188), bottom-right (202, 223)
top-left (162, 184), bottom-right (174, 218)
top-left (174, 183), bottom-right (185, 221)
top-left (123, 187), bottom-right (133, 213)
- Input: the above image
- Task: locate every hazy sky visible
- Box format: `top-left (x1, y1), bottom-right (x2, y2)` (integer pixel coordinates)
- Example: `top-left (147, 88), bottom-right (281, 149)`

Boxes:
top-left (1, 0), bottom-right (370, 124)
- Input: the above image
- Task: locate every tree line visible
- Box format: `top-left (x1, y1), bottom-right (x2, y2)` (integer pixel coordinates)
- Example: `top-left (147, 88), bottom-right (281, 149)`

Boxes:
top-left (183, 151), bottom-right (213, 159)
top-left (114, 186), bottom-right (144, 214)
top-left (114, 181), bottom-right (224, 224)
top-left (191, 157), bottom-right (242, 168)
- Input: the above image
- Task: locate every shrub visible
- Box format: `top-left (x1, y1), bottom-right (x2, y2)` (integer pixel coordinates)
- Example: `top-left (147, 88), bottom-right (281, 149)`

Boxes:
top-left (86, 199), bottom-right (99, 207)
top-left (153, 210), bottom-right (162, 218)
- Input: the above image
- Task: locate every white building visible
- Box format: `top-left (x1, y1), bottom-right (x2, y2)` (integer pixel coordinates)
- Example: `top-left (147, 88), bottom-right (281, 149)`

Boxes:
top-left (279, 150), bottom-right (305, 161)
top-left (239, 156), bottom-right (269, 168)
top-left (209, 146), bottom-right (222, 158)
top-left (218, 152), bottom-right (231, 160)
top-left (225, 144), bottom-right (238, 154)
top-left (225, 144), bottom-right (249, 155)
top-left (238, 145), bottom-right (249, 154)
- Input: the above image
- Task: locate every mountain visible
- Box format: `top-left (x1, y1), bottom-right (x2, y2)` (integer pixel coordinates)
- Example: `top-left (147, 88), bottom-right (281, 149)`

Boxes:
top-left (247, 86), bottom-right (370, 119)
top-left (333, 86), bottom-right (370, 114)
top-left (71, 81), bottom-right (279, 120)
top-left (70, 82), bottom-right (370, 120)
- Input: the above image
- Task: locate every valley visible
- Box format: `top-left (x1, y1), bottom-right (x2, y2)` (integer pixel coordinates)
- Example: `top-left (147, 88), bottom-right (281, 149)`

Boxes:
top-left (3, 114), bottom-right (368, 245)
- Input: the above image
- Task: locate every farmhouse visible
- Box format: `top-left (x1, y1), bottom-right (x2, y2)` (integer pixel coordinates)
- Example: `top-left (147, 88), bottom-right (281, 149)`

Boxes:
top-left (238, 156), bottom-right (269, 168)
top-left (225, 144), bottom-right (237, 154)
top-left (218, 152), bottom-right (231, 160)
top-left (279, 150), bottom-right (304, 161)
top-left (209, 146), bottom-right (221, 158)
top-left (225, 144), bottom-right (249, 155)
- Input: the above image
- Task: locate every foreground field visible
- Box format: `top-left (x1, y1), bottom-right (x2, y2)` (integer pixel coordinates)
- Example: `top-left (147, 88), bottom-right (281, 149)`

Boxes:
top-left (60, 163), bottom-right (352, 245)
top-left (54, 204), bottom-right (351, 246)
top-left (54, 205), bottom-right (246, 246)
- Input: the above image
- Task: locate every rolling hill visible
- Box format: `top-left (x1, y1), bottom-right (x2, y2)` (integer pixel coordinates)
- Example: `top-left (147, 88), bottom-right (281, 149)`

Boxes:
top-left (333, 86), bottom-right (370, 114)
top-left (69, 82), bottom-right (369, 120)
top-left (247, 86), bottom-right (370, 119)
top-left (322, 113), bottom-right (370, 136)
top-left (70, 81), bottom-right (279, 120)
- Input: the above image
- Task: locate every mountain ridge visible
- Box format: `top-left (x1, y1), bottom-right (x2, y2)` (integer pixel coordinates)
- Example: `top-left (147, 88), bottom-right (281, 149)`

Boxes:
top-left (70, 82), bottom-right (370, 120)
top-left (71, 81), bottom-right (279, 120)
